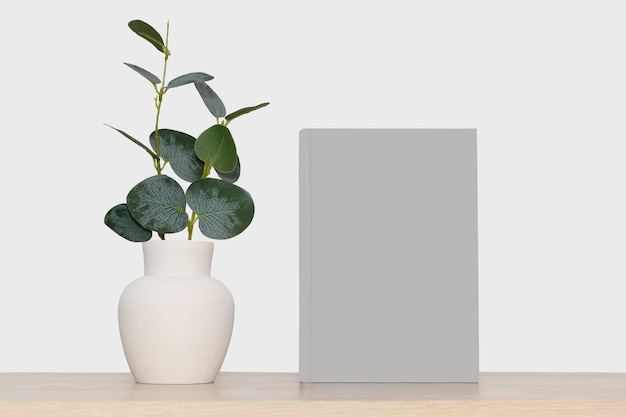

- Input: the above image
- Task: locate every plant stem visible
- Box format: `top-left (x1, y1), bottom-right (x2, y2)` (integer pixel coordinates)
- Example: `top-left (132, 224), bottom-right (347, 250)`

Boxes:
top-left (187, 160), bottom-right (213, 238)
top-left (201, 161), bottom-right (213, 179)
top-left (188, 213), bottom-right (195, 239)
top-left (187, 212), bottom-right (197, 240)
top-left (153, 21), bottom-right (171, 175)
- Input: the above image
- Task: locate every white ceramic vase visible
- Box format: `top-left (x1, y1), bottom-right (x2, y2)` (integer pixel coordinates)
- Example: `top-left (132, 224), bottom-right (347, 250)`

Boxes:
top-left (118, 240), bottom-right (234, 384)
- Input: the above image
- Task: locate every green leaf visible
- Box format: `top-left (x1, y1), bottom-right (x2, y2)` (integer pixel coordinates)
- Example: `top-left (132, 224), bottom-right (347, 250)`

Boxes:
top-left (194, 82), bottom-right (226, 118)
top-left (128, 20), bottom-right (167, 54)
top-left (225, 102), bottom-right (269, 122)
top-left (126, 175), bottom-right (188, 234)
top-left (195, 125), bottom-right (238, 173)
top-left (215, 157), bottom-right (241, 183)
top-left (104, 124), bottom-right (158, 159)
top-left (186, 178), bottom-right (254, 239)
top-left (124, 63), bottom-right (161, 84)
top-left (167, 72), bottom-right (214, 89)
top-left (104, 203), bottom-right (152, 242)
top-left (149, 129), bottom-right (203, 182)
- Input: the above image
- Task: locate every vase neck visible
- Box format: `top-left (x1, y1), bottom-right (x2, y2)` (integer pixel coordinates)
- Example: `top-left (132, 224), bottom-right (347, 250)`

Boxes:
top-left (142, 240), bottom-right (214, 277)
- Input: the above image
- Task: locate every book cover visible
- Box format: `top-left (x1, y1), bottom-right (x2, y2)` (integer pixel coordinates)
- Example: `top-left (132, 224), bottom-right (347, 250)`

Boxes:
top-left (299, 128), bottom-right (479, 382)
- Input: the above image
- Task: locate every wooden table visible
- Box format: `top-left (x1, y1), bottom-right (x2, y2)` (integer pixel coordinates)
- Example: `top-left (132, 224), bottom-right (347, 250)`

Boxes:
top-left (1, 372), bottom-right (625, 416)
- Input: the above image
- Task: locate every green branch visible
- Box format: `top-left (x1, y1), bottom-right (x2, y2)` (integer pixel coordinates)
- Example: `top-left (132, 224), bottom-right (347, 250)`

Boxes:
top-left (153, 21), bottom-right (171, 175)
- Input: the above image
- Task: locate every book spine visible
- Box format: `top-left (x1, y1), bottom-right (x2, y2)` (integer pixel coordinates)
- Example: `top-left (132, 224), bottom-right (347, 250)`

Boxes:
top-left (298, 129), bottom-right (313, 382)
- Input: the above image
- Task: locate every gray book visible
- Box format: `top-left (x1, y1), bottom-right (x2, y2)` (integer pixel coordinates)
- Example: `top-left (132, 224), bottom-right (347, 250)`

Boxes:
top-left (299, 128), bottom-right (479, 382)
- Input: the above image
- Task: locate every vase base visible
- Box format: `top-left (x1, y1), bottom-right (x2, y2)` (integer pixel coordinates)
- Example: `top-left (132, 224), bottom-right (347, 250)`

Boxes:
top-left (133, 379), bottom-right (216, 385)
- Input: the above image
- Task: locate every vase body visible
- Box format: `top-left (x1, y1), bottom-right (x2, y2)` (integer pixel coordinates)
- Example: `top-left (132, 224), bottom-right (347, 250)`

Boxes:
top-left (118, 240), bottom-right (234, 384)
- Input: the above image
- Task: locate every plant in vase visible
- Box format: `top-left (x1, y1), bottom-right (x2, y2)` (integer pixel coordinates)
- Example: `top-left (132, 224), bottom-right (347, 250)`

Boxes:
top-left (103, 19), bottom-right (269, 384)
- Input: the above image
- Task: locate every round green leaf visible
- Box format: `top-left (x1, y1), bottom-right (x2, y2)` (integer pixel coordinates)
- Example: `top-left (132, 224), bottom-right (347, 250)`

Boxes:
top-left (128, 20), bottom-right (167, 54)
top-left (150, 129), bottom-right (203, 182)
top-left (167, 72), bottom-right (214, 89)
top-left (215, 156), bottom-right (241, 184)
top-left (104, 203), bottom-right (152, 242)
top-left (186, 178), bottom-right (254, 240)
top-left (194, 82), bottom-right (226, 118)
top-left (126, 175), bottom-right (188, 234)
top-left (194, 125), bottom-right (237, 173)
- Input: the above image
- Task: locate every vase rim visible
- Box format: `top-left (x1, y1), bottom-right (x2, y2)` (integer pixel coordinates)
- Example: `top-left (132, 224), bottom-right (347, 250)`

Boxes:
top-left (142, 239), bottom-right (214, 249)
top-left (142, 239), bottom-right (214, 277)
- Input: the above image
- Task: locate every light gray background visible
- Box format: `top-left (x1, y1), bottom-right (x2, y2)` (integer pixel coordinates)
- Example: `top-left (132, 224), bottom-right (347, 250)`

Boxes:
top-left (1, 1), bottom-right (625, 373)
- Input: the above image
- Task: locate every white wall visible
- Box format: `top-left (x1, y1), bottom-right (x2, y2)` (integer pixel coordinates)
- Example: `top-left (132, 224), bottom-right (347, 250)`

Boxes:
top-left (1, 0), bottom-right (625, 373)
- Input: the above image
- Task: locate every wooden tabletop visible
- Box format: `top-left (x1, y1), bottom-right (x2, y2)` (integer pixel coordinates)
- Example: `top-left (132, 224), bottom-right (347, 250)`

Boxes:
top-left (1, 372), bottom-right (625, 416)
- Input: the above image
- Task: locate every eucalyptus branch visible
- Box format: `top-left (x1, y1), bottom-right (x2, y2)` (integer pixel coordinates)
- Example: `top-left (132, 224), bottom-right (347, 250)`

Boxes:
top-left (104, 19), bottom-right (265, 244)
top-left (152, 21), bottom-right (171, 175)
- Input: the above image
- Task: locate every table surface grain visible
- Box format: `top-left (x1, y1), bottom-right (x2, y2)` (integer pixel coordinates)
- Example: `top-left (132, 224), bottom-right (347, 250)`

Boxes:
top-left (1, 372), bottom-right (625, 416)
